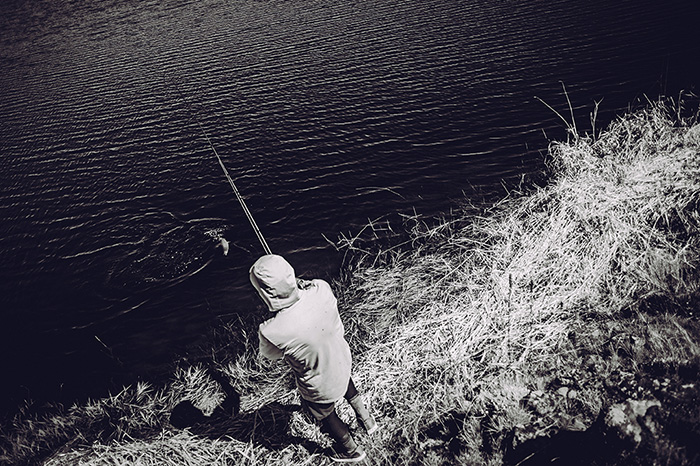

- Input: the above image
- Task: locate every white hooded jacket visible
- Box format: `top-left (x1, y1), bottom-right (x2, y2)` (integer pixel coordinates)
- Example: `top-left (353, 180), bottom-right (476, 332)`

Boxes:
top-left (250, 255), bottom-right (352, 404)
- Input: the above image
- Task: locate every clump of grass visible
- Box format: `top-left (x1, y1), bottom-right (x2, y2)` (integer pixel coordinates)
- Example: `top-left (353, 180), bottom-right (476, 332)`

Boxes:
top-left (0, 382), bottom-right (175, 466)
top-left (2, 98), bottom-right (699, 465)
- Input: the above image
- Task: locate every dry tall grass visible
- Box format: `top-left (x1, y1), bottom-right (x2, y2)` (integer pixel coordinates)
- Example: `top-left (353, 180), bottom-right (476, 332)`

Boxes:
top-left (2, 99), bottom-right (699, 465)
top-left (336, 98), bottom-right (700, 464)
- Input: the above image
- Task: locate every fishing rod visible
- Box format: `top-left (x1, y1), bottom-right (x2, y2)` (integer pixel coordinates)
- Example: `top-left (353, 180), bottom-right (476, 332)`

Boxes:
top-left (174, 84), bottom-right (272, 255)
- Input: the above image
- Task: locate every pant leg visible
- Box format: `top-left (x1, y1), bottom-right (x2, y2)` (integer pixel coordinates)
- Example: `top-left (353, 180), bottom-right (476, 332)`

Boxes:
top-left (321, 409), bottom-right (358, 453)
top-left (301, 397), bottom-right (335, 422)
top-left (344, 377), bottom-right (358, 401)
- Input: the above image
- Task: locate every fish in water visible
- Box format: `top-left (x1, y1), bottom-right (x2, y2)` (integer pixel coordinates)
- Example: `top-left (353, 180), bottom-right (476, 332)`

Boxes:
top-left (219, 237), bottom-right (229, 256)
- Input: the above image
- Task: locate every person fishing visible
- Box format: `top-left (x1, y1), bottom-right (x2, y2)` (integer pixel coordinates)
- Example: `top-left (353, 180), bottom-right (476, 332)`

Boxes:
top-left (250, 254), bottom-right (378, 463)
top-left (177, 86), bottom-right (376, 461)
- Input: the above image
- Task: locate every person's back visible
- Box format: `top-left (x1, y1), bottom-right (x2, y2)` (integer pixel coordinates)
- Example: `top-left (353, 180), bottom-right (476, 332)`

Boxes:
top-left (258, 279), bottom-right (352, 403)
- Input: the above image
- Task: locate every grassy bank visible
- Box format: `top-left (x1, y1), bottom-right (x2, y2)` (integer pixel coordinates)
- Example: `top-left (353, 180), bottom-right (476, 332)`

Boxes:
top-left (2, 99), bottom-right (700, 465)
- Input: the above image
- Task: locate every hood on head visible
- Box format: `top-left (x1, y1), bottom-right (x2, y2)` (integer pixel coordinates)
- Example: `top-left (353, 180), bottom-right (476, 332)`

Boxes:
top-left (249, 254), bottom-right (300, 312)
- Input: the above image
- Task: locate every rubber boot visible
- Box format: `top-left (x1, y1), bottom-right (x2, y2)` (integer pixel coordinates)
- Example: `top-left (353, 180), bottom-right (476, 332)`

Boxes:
top-left (322, 412), bottom-right (366, 462)
top-left (348, 394), bottom-right (378, 434)
top-left (339, 432), bottom-right (360, 454)
top-left (331, 433), bottom-right (365, 462)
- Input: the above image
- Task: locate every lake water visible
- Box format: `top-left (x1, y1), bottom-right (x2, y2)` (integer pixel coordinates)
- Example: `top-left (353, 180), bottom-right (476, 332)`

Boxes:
top-left (1, 0), bottom-right (698, 413)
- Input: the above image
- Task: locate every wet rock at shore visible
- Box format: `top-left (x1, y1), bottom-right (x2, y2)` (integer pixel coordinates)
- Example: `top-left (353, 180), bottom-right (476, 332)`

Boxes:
top-left (604, 399), bottom-right (661, 446)
top-left (504, 398), bottom-right (664, 465)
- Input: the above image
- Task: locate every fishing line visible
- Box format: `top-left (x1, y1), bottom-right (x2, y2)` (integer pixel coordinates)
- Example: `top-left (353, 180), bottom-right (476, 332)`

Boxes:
top-left (173, 82), bottom-right (272, 255)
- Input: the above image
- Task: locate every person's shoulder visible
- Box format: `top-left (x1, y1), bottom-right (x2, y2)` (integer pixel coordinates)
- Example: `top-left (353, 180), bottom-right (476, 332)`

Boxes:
top-left (308, 279), bottom-right (339, 302)
top-left (311, 278), bottom-right (329, 286)
top-left (310, 279), bottom-right (332, 292)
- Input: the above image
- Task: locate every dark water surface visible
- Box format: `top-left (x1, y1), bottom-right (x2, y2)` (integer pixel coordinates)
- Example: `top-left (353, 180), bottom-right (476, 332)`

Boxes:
top-left (1, 0), bottom-right (698, 412)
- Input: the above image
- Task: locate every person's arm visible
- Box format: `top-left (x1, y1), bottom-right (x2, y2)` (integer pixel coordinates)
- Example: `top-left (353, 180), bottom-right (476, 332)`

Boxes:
top-left (258, 326), bottom-right (284, 360)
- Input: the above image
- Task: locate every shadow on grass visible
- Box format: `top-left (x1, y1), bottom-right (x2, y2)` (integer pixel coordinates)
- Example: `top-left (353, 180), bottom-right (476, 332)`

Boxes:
top-left (502, 418), bottom-right (617, 466)
top-left (171, 399), bottom-right (324, 453)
